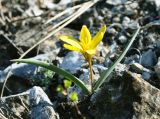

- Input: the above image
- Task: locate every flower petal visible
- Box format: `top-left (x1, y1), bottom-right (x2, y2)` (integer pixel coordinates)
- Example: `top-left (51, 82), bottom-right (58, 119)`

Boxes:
top-left (89, 25), bottom-right (106, 48)
top-left (60, 36), bottom-right (82, 49)
top-left (63, 44), bottom-right (81, 52)
top-left (80, 25), bottom-right (91, 44)
top-left (86, 49), bottom-right (96, 55)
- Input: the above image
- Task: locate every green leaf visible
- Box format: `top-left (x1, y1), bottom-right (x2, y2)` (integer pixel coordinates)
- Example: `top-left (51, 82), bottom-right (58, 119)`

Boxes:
top-left (64, 79), bottom-right (72, 89)
top-left (94, 27), bottom-right (141, 91)
top-left (11, 59), bottom-right (91, 95)
top-left (56, 85), bottom-right (63, 93)
top-left (69, 91), bottom-right (78, 102)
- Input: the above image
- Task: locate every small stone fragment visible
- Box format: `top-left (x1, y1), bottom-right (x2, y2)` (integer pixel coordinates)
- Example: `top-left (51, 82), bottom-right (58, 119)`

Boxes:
top-left (155, 57), bottom-right (160, 79)
top-left (141, 49), bottom-right (157, 67)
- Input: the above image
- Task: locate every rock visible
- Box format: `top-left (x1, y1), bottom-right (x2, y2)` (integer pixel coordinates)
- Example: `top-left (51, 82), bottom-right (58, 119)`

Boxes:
top-left (124, 54), bottom-right (140, 64)
top-left (91, 71), bottom-right (160, 119)
top-left (97, 42), bottom-right (110, 58)
top-left (107, 27), bottom-right (117, 35)
top-left (112, 16), bottom-right (121, 23)
top-left (0, 51), bottom-right (58, 83)
top-left (60, 51), bottom-right (85, 74)
top-left (142, 71), bottom-right (151, 80)
top-left (122, 17), bottom-right (139, 29)
top-left (130, 63), bottom-right (152, 73)
top-left (141, 49), bottom-right (157, 67)
top-left (106, 0), bottom-right (128, 5)
top-left (155, 0), bottom-right (160, 10)
top-left (122, 17), bottom-right (131, 26)
top-left (130, 63), bottom-right (144, 73)
top-left (114, 63), bottom-right (128, 76)
top-left (0, 92), bottom-right (30, 118)
top-left (30, 86), bottom-right (59, 119)
top-left (155, 57), bottom-right (160, 79)
top-left (104, 58), bottom-right (113, 68)
top-left (130, 63), bottom-right (153, 80)
top-left (118, 35), bottom-right (127, 44)
top-left (68, 64), bottom-right (107, 100)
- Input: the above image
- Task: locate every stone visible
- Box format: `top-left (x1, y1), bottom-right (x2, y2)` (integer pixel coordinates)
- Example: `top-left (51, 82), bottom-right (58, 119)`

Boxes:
top-left (118, 35), bottom-right (127, 44)
top-left (91, 71), bottom-right (160, 119)
top-left (141, 49), bottom-right (157, 67)
top-left (112, 16), bottom-right (120, 23)
top-left (114, 63), bottom-right (128, 76)
top-left (124, 54), bottom-right (140, 64)
top-left (106, 0), bottom-right (128, 5)
top-left (0, 52), bottom-right (58, 83)
top-left (142, 71), bottom-right (151, 80)
top-left (30, 86), bottom-right (59, 119)
top-left (122, 17), bottom-right (139, 29)
top-left (60, 51), bottom-right (85, 74)
top-left (130, 63), bottom-right (144, 73)
top-left (155, 57), bottom-right (160, 79)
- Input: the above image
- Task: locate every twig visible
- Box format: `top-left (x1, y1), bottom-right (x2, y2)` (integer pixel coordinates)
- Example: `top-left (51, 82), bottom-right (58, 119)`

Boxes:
top-left (19, 96), bottom-right (29, 112)
top-left (2, 34), bottom-right (24, 54)
top-left (0, 91), bottom-right (30, 100)
top-left (0, 112), bottom-right (8, 119)
top-left (45, 4), bottom-right (82, 25)
top-left (19, 0), bottom-right (99, 59)
top-left (0, 70), bottom-right (12, 98)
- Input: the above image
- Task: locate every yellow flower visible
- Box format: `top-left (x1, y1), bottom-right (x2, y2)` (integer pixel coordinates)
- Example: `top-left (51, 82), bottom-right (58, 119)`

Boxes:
top-left (59, 25), bottom-right (106, 61)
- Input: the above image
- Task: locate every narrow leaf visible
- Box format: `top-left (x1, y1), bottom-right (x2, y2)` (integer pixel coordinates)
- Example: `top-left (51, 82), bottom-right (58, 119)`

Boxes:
top-left (11, 59), bottom-right (91, 95)
top-left (94, 27), bottom-right (141, 91)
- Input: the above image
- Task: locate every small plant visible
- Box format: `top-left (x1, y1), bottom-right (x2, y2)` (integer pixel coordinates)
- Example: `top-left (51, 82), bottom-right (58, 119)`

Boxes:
top-left (32, 69), bottom-right (55, 88)
top-left (56, 79), bottom-right (79, 102)
top-left (11, 26), bottom-right (140, 96)
top-left (60, 25), bottom-right (106, 92)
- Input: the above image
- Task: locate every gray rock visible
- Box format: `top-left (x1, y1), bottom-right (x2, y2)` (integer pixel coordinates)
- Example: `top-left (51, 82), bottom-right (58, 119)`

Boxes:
top-left (155, 0), bottom-right (160, 10)
top-left (0, 52), bottom-right (58, 83)
top-left (107, 27), bottom-right (117, 35)
top-left (155, 57), bottom-right (160, 79)
top-left (60, 51), bottom-right (85, 74)
top-left (97, 42), bottom-right (110, 58)
top-left (91, 71), bottom-right (160, 119)
top-left (130, 63), bottom-right (152, 73)
top-left (30, 86), bottom-right (59, 119)
top-left (142, 71), bottom-right (151, 80)
top-left (106, 0), bottom-right (127, 5)
top-left (130, 63), bottom-right (144, 73)
top-left (118, 35), bottom-right (127, 44)
top-left (141, 49), bottom-right (157, 67)
top-left (114, 63), bottom-right (128, 76)
top-left (112, 16), bottom-right (121, 23)
top-left (122, 17), bottom-right (139, 29)
top-left (130, 63), bottom-right (153, 80)
top-left (104, 58), bottom-right (113, 68)
top-left (124, 54), bottom-right (140, 64)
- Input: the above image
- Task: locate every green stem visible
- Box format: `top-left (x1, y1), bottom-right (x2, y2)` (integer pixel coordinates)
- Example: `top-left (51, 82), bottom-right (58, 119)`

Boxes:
top-left (88, 57), bottom-right (93, 93)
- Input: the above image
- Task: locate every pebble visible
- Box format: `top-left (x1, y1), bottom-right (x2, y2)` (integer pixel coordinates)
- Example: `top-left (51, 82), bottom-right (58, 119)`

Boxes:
top-left (142, 72), bottom-right (151, 80)
top-left (60, 51), bottom-right (85, 74)
top-left (141, 49), bottom-right (157, 67)
top-left (118, 35), bottom-right (127, 44)
top-left (130, 63), bottom-right (144, 74)
top-left (124, 54), bottom-right (140, 64)
top-left (154, 57), bottom-right (160, 79)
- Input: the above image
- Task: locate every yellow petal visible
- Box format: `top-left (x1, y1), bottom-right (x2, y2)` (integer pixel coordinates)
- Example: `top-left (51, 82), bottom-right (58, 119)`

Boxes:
top-left (89, 25), bottom-right (106, 48)
top-left (63, 44), bottom-right (81, 52)
top-left (80, 25), bottom-right (91, 44)
top-left (60, 36), bottom-right (82, 49)
top-left (86, 49), bottom-right (96, 55)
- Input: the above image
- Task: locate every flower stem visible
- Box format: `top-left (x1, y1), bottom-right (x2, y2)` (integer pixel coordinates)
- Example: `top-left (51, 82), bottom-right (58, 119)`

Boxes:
top-left (88, 57), bottom-right (93, 93)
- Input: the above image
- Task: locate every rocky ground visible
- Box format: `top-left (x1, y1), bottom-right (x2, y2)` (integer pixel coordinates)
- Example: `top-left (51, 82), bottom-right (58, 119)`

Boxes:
top-left (0, 0), bottom-right (160, 119)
